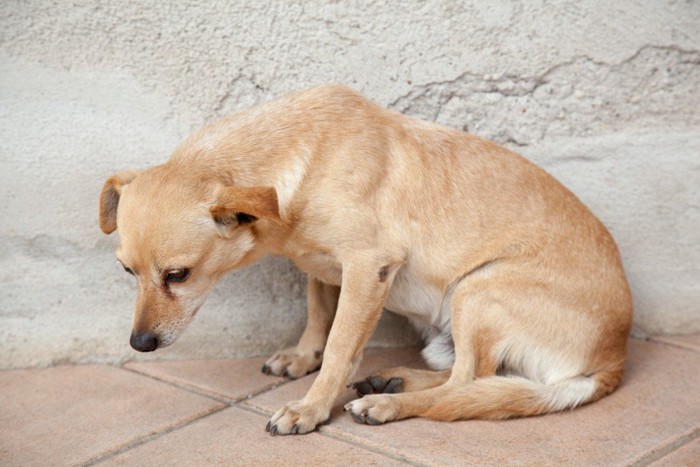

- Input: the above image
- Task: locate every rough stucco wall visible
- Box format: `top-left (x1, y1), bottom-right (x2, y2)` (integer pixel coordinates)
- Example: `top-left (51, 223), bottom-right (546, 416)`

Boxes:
top-left (1, 1), bottom-right (698, 368)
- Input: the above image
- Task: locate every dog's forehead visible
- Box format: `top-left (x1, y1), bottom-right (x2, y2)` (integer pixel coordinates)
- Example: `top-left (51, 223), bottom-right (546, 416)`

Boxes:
top-left (116, 172), bottom-right (216, 264)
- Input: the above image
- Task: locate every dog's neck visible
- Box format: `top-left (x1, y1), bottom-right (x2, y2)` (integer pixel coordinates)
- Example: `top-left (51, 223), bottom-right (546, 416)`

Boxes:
top-left (171, 122), bottom-right (319, 226)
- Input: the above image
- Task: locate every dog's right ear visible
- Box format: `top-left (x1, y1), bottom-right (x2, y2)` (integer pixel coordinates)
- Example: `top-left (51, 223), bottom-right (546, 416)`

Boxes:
top-left (99, 170), bottom-right (141, 234)
top-left (210, 186), bottom-right (279, 237)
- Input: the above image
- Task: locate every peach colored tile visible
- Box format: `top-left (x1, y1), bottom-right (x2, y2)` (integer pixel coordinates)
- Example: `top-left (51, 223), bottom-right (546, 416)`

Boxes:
top-left (649, 438), bottom-right (700, 467)
top-left (0, 365), bottom-right (225, 466)
top-left (248, 340), bottom-right (700, 466)
top-left (102, 406), bottom-right (408, 466)
top-left (125, 357), bottom-right (285, 401)
top-left (651, 334), bottom-right (700, 353)
top-left (242, 347), bottom-right (425, 416)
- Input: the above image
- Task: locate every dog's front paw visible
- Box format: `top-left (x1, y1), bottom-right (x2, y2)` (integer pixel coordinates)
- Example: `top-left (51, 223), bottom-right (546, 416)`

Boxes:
top-left (261, 347), bottom-right (322, 379)
top-left (344, 395), bottom-right (399, 426)
top-left (266, 400), bottom-right (329, 435)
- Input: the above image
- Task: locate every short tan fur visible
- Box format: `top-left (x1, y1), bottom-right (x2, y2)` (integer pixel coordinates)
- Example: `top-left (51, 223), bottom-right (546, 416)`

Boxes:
top-left (100, 85), bottom-right (632, 435)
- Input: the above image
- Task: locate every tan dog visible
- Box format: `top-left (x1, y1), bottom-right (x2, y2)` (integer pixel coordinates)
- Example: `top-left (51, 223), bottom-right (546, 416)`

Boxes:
top-left (99, 85), bottom-right (632, 435)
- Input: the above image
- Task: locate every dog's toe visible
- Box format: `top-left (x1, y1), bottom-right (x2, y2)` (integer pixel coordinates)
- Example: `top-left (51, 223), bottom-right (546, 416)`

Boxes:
top-left (345, 396), bottom-right (398, 426)
top-left (365, 414), bottom-right (384, 426)
top-left (384, 377), bottom-right (404, 393)
top-left (267, 400), bottom-right (328, 435)
top-left (346, 405), bottom-right (367, 424)
top-left (352, 375), bottom-right (404, 397)
top-left (353, 380), bottom-right (374, 396)
top-left (263, 347), bottom-right (322, 379)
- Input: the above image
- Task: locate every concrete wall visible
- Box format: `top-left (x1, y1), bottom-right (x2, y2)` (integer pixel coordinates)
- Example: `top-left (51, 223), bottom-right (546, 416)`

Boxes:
top-left (1, 1), bottom-right (698, 369)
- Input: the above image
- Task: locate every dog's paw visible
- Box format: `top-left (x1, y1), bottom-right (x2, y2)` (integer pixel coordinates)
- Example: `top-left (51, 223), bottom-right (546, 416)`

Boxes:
top-left (352, 375), bottom-right (404, 397)
top-left (265, 400), bottom-right (329, 435)
top-left (261, 347), bottom-right (322, 379)
top-left (344, 395), bottom-right (399, 425)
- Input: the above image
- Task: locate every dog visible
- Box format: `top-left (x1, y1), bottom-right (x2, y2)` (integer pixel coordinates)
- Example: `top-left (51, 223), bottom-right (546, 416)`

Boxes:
top-left (99, 85), bottom-right (632, 435)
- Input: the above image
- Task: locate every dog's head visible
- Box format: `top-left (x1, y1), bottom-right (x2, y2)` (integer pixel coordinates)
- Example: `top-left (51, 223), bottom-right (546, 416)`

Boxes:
top-left (99, 164), bottom-right (279, 352)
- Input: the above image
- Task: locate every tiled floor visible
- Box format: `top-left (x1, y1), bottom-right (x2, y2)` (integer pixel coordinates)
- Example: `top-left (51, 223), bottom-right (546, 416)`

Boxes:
top-left (1, 336), bottom-right (698, 466)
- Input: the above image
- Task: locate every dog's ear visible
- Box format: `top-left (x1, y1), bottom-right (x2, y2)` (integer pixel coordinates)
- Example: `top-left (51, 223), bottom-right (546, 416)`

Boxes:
top-left (99, 170), bottom-right (141, 234)
top-left (210, 186), bottom-right (279, 235)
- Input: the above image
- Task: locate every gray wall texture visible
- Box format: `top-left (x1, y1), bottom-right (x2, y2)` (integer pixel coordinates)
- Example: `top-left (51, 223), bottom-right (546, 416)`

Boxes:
top-left (1, 1), bottom-right (698, 369)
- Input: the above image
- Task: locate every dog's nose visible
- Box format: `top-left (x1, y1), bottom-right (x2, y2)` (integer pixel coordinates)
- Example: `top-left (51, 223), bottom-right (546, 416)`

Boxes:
top-left (130, 331), bottom-right (158, 352)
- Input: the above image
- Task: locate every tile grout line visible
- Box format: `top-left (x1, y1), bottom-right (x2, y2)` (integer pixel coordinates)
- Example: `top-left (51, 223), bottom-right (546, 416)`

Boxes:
top-left (118, 364), bottom-right (238, 405)
top-left (78, 364), bottom-right (299, 465)
top-left (119, 364), bottom-right (296, 406)
top-left (114, 366), bottom-right (424, 465)
top-left (82, 403), bottom-right (229, 466)
top-left (627, 426), bottom-right (699, 467)
top-left (645, 337), bottom-right (700, 355)
top-left (318, 428), bottom-right (430, 466)
top-left (233, 400), bottom-right (275, 417)
top-left (231, 402), bottom-right (426, 466)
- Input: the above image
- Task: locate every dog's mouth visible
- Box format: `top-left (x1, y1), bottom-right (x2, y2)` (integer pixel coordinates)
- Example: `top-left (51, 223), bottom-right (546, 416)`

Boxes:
top-left (130, 301), bottom-right (206, 352)
top-left (191, 303), bottom-right (203, 317)
top-left (136, 305), bottom-right (204, 351)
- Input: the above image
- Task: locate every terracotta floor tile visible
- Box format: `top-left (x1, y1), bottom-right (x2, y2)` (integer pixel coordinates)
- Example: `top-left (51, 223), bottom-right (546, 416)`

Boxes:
top-left (651, 334), bottom-right (700, 353)
top-left (649, 437), bottom-right (700, 466)
top-left (4, 339), bottom-right (698, 466)
top-left (248, 340), bottom-right (700, 466)
top-left (102, 406), bottom-right (409, 466)
top-left (125, 357), bottom-right (285, 401)
top-left (0, 365), bottom-right (225, 466)
top-left (242, 347), bottom-right (425, 416)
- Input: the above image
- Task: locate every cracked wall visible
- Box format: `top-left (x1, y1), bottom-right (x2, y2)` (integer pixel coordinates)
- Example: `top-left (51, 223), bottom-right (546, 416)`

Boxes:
top-left (392, 46), bottom-right (700, 146)
top-left (1, 1), bottom-right (698, 368)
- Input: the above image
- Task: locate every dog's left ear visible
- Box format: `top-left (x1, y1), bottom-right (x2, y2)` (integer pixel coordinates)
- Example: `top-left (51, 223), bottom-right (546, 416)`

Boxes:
top-left (99, 169), bottom-right (141, 234)
top-left (210, 186), bottom-right (279, 235)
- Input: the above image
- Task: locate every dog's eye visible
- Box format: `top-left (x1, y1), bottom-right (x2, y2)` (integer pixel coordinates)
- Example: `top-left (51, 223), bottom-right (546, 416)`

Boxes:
top-left (165, 268), bottom-right (190, 283)
top-left (120, 264), bottom-right (134, 275)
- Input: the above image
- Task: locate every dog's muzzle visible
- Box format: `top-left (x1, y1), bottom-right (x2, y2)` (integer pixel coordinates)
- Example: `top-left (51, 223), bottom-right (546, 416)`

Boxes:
top-left (130, 331), bottom-right (158, 352)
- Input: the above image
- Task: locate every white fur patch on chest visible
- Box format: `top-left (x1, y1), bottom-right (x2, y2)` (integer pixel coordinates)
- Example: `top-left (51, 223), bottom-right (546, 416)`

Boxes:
top-left (275, 147), bottom-right (311, 220)
top-left (293, 255), bottom-right (448, 331)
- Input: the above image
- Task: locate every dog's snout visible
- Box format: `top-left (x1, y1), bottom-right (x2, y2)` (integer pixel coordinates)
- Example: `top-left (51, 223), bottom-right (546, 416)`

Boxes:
top-left (130, 331), bottom-right (159, 352)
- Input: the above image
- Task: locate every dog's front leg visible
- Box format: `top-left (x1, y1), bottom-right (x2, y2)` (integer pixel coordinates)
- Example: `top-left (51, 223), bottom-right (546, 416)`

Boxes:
top-left (266, 255), bottom-right (398, 435)
top-left (262, 277), bottom-right (340, 378)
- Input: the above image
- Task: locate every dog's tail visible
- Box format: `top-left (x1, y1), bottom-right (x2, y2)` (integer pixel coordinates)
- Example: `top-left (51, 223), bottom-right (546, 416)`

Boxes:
top-left (422, 369), bottom-right (623, 421)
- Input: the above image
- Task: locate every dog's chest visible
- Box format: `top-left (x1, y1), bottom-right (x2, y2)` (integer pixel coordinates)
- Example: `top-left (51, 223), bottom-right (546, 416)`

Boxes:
top-left (293, 252), bottom-right (444, 325)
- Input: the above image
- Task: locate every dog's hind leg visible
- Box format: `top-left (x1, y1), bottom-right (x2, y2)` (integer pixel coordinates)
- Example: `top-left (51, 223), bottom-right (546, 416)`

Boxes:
top-left (263, 277), bottom-right (340, 378)
top-left (345, 265), bottom-right (625, 425)
top-left (344, 371), bottom-right (611, 424)
top-left (352, 367), bottom-right (451, 396)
